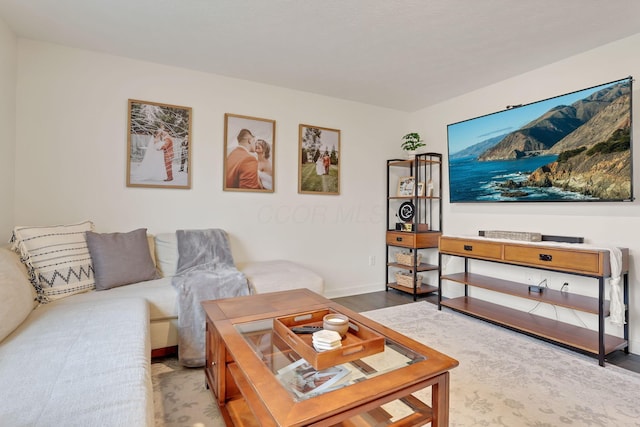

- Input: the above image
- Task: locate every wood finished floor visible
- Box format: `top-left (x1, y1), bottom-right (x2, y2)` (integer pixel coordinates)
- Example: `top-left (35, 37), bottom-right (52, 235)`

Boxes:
top-left (331, 289), bottom-right (640, 373)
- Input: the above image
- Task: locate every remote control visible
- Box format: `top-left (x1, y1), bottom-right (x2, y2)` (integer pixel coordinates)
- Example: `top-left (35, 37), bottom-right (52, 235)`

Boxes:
top-left (291, 326), bottom-right (323, 334)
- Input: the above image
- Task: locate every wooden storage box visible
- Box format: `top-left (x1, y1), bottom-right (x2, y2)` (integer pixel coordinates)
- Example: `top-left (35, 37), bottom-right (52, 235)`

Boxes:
top-left (273, 309), bottom-right (384, 370)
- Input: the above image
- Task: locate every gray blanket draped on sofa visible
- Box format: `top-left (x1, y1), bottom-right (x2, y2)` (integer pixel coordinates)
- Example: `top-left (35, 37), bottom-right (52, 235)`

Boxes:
top-left (171, 229), bottom-right (250, 367)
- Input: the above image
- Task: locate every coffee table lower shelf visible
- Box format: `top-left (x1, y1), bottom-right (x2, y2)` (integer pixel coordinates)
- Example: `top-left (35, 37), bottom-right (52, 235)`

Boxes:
top-left (221, 362), bottom-right (436, 427)
top-left (441, 296), bottom-right (627, 356)
top-left (224, 363), bottom-right (268, 427)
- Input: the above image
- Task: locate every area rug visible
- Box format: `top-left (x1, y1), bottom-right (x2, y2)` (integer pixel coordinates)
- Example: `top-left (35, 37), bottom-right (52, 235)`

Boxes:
top-left (365, 302), bottom-right (640, 426)
top-left (152, 302), bottom-right (640, 426)
top-left (152, 357), bottom-right (221, 427)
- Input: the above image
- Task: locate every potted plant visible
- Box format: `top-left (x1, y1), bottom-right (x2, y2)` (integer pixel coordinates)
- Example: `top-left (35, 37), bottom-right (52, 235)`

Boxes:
top-left (401, 132), bottom-right (425, 158)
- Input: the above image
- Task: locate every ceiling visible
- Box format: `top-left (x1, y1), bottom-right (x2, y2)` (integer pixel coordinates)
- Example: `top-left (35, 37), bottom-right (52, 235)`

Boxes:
top-left (1, 0), bottom-right (640, 112)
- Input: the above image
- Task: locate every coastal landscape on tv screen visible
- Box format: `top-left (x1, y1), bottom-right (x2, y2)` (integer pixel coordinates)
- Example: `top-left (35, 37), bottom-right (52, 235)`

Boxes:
top-left (447, 77), bottom-right (633, 203)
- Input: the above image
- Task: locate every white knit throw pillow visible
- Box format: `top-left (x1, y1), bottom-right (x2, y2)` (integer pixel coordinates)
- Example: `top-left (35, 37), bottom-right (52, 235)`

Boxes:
top-left (11, 221), bottom-right (95, 303)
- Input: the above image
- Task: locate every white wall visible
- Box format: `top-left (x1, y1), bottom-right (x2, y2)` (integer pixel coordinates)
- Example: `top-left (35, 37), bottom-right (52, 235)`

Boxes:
top-left (0, 17), bottom-right (16, 233)
top-left (13, 40), bottom-right (407, 298)
top-left (12, 34), bottom-right (640, 354)
top-left (410, 33), bottom-right (640, 354)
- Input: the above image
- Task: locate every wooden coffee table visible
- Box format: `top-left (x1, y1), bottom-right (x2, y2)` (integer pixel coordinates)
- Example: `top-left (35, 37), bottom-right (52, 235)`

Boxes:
top-left (202, 289), bottom-right (458, 426)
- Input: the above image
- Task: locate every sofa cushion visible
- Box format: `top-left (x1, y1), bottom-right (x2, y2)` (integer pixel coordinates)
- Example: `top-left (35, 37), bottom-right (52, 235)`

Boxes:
top-left (0, 248), bottom-right (36, 342)
top-left (154, 232), bottom-right (178, 277)
top-left (51, 277), bottom-right (177, 322)
top-left (147, 234), bottom-right (157, 267)
top-left (10, 221), bottom-right (95, 302)
top-left (86, 228), bottom-right (157, 290)
top-left (0, 297), bottom-right (154, 426)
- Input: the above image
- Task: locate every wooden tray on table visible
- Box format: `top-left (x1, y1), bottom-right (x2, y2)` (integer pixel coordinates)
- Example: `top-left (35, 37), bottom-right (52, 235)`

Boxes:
top-left (273, 309), bottom-right (384, 370)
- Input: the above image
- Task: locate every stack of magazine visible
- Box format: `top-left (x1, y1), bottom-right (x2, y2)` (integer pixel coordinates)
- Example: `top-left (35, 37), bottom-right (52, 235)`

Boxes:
top-left (275, 359), bottom-right (350, 399)
top-left (275, 345), bottom-right (414, 401)
top-left (275, 355), bottom-right (418, 421)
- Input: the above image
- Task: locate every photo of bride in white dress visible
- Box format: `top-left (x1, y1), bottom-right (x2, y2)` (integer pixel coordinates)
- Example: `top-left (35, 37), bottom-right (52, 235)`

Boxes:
top-left (224, 114), bottom-right (275, 193)
top-left (127, 99), bottom-right (192, 189)
top-left (255, 139), bottom-right (273, 190)
top-left (298, 124), bottom-right (340, 195)
top-left (131, 133), bottom-right (167, 182)
top-left (315, 154), bottom-right (325, 176)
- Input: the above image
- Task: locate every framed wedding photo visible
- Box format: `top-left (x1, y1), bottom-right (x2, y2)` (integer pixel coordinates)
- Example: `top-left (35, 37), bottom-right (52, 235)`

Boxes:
top-left (298, 124), bottom-right (340, 195)
top-left (224, 113), bottom-right (276, 193)
top-left (126, 99), bottom-right (192, 189)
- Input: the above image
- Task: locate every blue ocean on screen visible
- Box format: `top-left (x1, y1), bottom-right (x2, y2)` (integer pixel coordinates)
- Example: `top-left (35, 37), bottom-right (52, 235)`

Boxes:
top-left (449, 155), bottom-right (597, 202)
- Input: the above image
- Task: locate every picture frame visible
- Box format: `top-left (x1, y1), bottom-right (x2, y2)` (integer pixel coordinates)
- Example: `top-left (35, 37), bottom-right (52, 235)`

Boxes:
top-left (426, 179), bottom-right (434, 197)
top-left (298, 124), bottom-right (340, 195)
top-left (224, 113), bottom-right (275, 192)
top-left (127, 99), bottom-right (192, 189)
top-left (417, 181), bottom-right (426, 197)
top-left (397, 176), bottom-right (415, 197)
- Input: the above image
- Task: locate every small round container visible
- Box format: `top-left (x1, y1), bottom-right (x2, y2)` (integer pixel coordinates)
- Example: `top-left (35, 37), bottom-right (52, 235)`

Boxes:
top-left (323, 313), bottom-right (349, 339)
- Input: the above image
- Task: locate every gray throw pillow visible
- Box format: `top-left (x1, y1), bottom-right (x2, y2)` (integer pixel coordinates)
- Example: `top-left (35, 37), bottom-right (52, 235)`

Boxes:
top-left (86, 228), bottom-right (157, 290)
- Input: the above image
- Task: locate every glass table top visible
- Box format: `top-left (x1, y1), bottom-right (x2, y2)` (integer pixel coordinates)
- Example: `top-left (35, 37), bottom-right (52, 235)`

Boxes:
top-left (235, 318), bottom-right (426, 402)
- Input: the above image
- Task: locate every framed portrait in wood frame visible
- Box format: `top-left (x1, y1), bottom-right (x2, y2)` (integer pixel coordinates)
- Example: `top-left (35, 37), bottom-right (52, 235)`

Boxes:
top-left (224, 113), bottom-right (275, 192)
top-left (126, 99), bottom-right (192, 189)
top-left (298, 124), bottom-right (340, 195)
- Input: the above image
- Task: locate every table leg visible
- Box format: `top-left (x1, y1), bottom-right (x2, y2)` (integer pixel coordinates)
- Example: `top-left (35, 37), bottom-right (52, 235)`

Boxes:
top-left (431, 372), bottom-right (450, 427)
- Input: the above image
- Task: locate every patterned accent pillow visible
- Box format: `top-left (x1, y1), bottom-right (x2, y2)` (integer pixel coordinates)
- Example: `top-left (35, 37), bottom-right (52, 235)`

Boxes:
top-left (10, 221), bottom-right (95, 303)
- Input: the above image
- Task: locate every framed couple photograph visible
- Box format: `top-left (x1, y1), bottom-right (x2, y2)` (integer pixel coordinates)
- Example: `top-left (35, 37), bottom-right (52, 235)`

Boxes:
top-left (126, 99), bottom-right (192, 189)
top-left (224, 113), bottom-right (276, 192)
top-left (298, 124), bottom-right (341, 195)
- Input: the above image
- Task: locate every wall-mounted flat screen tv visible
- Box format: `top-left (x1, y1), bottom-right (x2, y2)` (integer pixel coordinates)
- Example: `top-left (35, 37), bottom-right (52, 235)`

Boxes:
top-left (447, 76), bottom-right (633, 203)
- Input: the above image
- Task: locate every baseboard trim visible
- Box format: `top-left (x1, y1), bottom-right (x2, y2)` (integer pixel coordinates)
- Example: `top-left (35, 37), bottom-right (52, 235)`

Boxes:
top-left (324, 284), bottom-right (384, 299)
top-left (151, 345), bottom-right (178, 359)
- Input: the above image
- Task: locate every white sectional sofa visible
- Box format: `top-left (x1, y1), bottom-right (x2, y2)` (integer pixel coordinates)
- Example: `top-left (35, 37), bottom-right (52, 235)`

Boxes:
top-left (0, 229), bottom-right (323, 426)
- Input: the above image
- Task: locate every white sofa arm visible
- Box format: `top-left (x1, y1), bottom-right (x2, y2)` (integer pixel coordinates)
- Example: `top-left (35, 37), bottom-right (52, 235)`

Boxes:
top-left (242, 260), bottom-right (324, 295)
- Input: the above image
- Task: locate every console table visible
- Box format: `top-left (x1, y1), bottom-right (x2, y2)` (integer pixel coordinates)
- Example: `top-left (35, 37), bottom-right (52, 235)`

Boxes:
top-left (438, 236), bottom-right (629, 366)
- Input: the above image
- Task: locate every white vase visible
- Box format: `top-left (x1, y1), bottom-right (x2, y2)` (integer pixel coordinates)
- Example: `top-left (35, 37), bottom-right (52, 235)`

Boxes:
top-left (404, 150), bottom-right (417, 159)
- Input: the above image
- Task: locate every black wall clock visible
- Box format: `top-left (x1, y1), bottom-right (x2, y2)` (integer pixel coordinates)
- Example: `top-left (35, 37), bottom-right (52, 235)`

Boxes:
top-left (398, 201), bottom-right (415, 222)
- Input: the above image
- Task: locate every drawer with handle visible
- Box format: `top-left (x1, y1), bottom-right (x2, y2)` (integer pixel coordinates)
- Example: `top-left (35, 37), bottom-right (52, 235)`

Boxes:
top-left (503, 245), bottom-right (606, 275)
top-left (438, 237), bottom-right (503, 261)
top-left (386, 231), bottom-right (440, 248)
